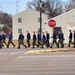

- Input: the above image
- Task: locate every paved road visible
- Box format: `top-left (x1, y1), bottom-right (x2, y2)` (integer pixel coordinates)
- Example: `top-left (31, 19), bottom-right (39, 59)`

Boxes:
top-left (0, 48), bottom-right (75, 75)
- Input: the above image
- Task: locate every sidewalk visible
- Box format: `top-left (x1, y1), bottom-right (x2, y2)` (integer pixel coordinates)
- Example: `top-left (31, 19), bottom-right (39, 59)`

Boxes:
top-left (26, 47), bottom-right (75, 54)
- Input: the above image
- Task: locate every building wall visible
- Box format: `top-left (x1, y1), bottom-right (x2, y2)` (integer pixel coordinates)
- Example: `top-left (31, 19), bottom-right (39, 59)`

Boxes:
top-left (13, 9), bottom-right (75, 43)
top-left (45, 9), bottom-right (75, 43)
top-left (13, 9), bottom-right (48, 40)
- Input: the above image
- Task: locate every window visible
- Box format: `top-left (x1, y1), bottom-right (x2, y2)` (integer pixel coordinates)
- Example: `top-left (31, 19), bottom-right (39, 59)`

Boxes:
top-left (53, 27), bottom-right (61, 36)
top-left (18, 18), bottom-right (22, 23)
top-left (18, 28), bottom-right (22, 33)
top-left (38, 18), bottom-right (40, 22)
top-left (38, 28), bottom-right (40, 33)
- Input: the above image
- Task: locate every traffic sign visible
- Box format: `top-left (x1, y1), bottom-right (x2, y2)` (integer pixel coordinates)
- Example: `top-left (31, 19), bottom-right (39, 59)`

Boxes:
top-left (48, 19), bottom-right (56, 28)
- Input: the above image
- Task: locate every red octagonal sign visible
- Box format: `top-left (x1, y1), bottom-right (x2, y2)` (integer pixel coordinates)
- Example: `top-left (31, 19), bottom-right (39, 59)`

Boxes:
top-left (48, 19), bottom-right (56, 28)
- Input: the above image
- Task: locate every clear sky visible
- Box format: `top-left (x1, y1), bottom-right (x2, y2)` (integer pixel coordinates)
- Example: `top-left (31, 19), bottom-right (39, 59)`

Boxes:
top-left (0, 0), bottom-right (69, 15)
top-left (0, 0), bottom-right (32, 15)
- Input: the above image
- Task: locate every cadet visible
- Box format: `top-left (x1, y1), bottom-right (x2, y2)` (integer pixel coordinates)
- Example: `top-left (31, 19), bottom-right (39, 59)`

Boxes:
top-left (68, 30), bottom-right (73, 47)
top-left (18, 32), bottom-right (27, 49)
top-left (7, 31), bottom-right (15, 48)
top-left (26, 30), bottom-right (31, 47)
top-left (0, 34), bottom-right (2, 49)
top-left (50, 31), bottom-right (59, 48)
top-left (32, 31), bottom-right (37, 48)
top-left (73, 31), bottom-right (75, 48)
top-left (58, 31), bottom-right (64, 48)
top-left (1, 31), bottom-right (7, 47)
top-left (37, 31), bottom-right (42, 48)
top-left (45, 31), bottom-right (50, 48)
top-left (41, 32), bottom-right (46, 48)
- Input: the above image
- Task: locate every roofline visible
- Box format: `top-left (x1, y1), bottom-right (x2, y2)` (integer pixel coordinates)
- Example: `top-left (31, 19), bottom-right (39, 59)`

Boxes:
top-left (44, 9), bottom-right (75, 23)
top-left (13, 8), bottom-right (48, 17)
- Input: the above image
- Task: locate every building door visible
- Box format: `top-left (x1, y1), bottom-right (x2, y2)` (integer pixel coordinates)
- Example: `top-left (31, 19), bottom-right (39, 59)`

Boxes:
top-left (53, 27), bottom-right (61, 36)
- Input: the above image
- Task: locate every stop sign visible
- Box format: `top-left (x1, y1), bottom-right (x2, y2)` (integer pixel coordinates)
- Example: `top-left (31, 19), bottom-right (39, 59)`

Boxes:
top-left (48, 19), bottom-right (56, 28)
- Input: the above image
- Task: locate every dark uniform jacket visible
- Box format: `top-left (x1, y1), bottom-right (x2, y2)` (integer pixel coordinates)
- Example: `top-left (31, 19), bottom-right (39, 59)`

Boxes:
top-left (18, 34), bottom-right (24, 40)
top-left (69, 32), bottom-right (72, 39)
top-left (74, 33), bottom-right (75, 39)
top-left (33, 34), bottom-right (36, 41)
top-left (27, 33), bottom-right (31, 39)
top-left (42, 35), bottom-right (46, 41)
top-left (46, 33), bottom-right (50, 40)
top-left (8, 34), bottom-right (12, 40)
top-left (58, 33), bottom-right (64, 39)
top-left (2, 34), bottom-right (6, 40)
top-left (52, 33), bottom-right (57, 39)
top-left (37, 33), bottom-right (41, 40)
top-left (0, 35), bottom-right (2, 40)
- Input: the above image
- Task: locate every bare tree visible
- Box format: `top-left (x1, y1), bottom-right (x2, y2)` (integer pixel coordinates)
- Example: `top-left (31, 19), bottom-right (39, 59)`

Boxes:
top-left (26, 0), bottom-right (63, 19)
top-left (26, 0), bottom-right (40, 10)
top-left (44, 0), bottom-right (63, 18)
top-left (64, 0), bottom-right (75, 12)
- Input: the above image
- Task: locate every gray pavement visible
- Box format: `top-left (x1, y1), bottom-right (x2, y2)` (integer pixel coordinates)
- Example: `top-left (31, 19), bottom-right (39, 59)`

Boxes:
top-left (0, 48), bottom-right (75, 75)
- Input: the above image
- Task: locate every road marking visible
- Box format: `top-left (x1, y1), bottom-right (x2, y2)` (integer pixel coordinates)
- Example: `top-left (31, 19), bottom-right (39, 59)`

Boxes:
top-left (24, 53), bottom-right (28, 54)
top-left (0, 72), bottom-right (75, 74)
top-left (17, 54), bottom-right (75, 58)
top-left (17, 56), bottom-right (22, 58)
top-left (11, 53), bottom-right (15, 55)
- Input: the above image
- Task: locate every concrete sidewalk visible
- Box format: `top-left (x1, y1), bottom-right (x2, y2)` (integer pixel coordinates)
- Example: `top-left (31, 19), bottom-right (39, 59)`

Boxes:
top-left (26, 48), bottom-right (75, 54)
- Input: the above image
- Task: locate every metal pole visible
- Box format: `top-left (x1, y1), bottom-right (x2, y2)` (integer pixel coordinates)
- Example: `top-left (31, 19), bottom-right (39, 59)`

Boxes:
top-left (40, 0), bottom-right (42, 38)
top-left (16, 0), bottom-right (18, 14)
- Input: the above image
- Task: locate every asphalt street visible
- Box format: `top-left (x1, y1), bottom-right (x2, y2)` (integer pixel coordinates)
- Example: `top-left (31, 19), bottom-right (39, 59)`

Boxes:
top-left (0, 48), bottom-right (75, 75)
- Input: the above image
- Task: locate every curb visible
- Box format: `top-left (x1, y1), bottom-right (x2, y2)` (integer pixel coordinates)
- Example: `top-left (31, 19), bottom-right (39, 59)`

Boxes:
top-left (26, 48), bottom-right (75, 54)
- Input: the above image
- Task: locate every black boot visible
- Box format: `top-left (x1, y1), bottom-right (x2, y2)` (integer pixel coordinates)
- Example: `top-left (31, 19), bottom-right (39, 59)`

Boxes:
top-left (18, 46), bottom-right (20, 49)
top-left (7, 45), bottom-right (9, 48)
top-left (13, 45), bottom-right (15, 48)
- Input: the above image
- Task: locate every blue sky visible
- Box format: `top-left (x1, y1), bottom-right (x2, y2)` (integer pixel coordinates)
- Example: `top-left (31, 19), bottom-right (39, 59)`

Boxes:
top-left (0, 0), bottom-right (32, 15)
top-left (0, 0), bottom-right (69, 15)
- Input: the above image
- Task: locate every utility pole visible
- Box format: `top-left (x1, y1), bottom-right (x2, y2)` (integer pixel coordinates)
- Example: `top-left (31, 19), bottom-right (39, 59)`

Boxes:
top-left (16, 0), bottom-right (20, 14)
top-left (40, 0), bottom-right (42, 38)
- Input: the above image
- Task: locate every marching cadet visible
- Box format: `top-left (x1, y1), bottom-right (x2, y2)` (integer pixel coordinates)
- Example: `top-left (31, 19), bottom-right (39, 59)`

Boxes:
top-left (1, 31), bottom-right (7, 47)
top-left (73, 31), bottom-right (75, 48)
top-left (58, 31), bottom-right (64, 48)
top-left (50, 31), bottom-right (59, 48)
top-left (45, 31), bottom-right (50, 48)
top-left (26, 30), bottom-right (31, 47)
top-left (7, 31), bottom-right (15, 48)
top-left (32, 31), bottom-right (38, 48)
top-left (41, 32), bottom-right (46, 48)
top-left (18, 32), bottom-right (27, 49)
top-left (68, 30), bottom-right (73, 47)
top-left (37, 31), bottom-right (42, 48)
top-left (0, 34), bottom-right (2, 49)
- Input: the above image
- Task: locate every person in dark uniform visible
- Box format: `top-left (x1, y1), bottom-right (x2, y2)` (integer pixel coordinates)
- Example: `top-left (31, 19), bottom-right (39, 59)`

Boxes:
top-left (73, 31), bottom-right (75, 48)
top-left (1, 31), bottom-right (7, 47)
top-left (58, 31), bottom-right (64, 48)
top-left (7, 31), bottom-right (15, 48)
top-left (37, 31), bottom-right (42, 48)
top-left (45, 31), bottom-right (50, 48)
top-left (18, 32), bottom-right (27, 49)
top-left (68, 30), bottom-right (73, 47)
top-left (32, 31), bottom-right (37, 48)
top-left (50, 31), bottom-right (59, 48)
top-left (0, 34), bottom-right (2, 49)
top-left (26, 30), bottom-right (31, 47)
top-left (41, 32), bottom-right (46, 48)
